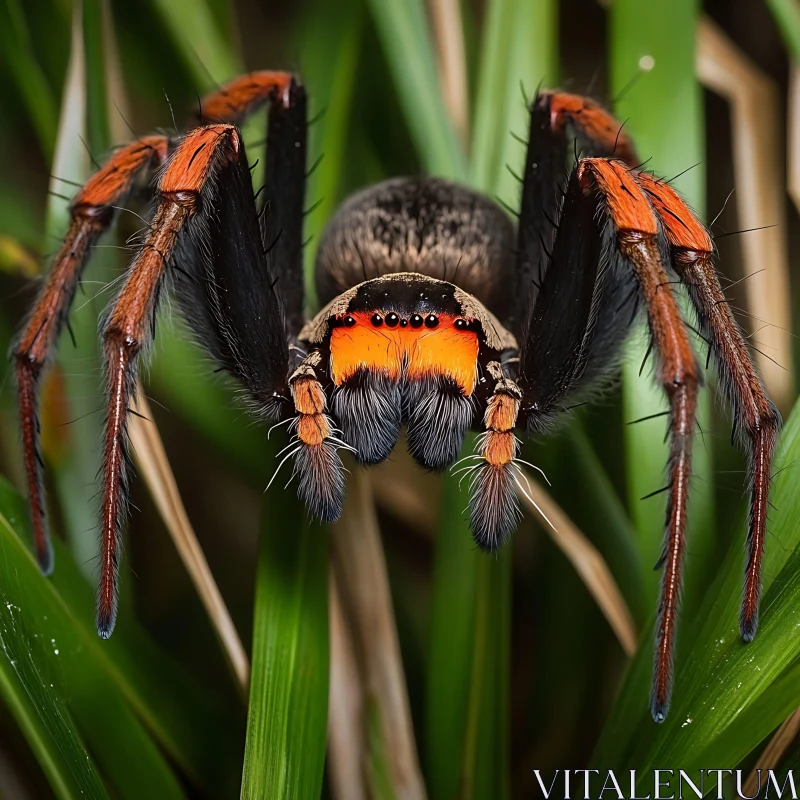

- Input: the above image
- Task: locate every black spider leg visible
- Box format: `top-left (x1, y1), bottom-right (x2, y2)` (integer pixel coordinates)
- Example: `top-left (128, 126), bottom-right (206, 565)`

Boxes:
top-left (99, 125), bottom-right (294, 637)
top-left (259, 77), bottom-right (308, 338)
top-left (517, 170), bottom-right (625, 434)
top-left (514, 90), bottom-right (640, 337)
top-left (173, 135), bottom-right (291, 422)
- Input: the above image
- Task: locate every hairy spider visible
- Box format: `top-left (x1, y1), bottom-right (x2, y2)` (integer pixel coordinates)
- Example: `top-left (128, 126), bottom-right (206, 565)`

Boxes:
top-left (13, 72), bottom-right (780, 723)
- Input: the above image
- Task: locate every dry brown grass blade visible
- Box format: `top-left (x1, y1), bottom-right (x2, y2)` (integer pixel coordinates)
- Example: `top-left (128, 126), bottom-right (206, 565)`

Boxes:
top-left (129, 386), bottom-right (250, 693)
top-left (743, 707), bottom-right (800, 796)
top-left (516, 469), bottom-right (638, 656)
top-left (328, 570), bottom-right (367, 800)
top-left (428, 0), bottom-right (469, 148)
top-left (331, 467), bottom-right (426, 800)
top-left (789, 63), bottom-right (800, 215)
top-left (697, 16), bottom-right (794, 411)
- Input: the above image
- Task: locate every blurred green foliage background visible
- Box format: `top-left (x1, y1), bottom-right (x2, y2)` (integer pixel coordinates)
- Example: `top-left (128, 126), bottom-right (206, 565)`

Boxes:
top-left (0, 0), bottom-right (799, 797)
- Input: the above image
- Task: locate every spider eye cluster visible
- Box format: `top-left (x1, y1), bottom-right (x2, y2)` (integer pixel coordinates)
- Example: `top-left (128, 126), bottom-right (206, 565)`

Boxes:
top-left (337, 312), bottom-right (450, 330)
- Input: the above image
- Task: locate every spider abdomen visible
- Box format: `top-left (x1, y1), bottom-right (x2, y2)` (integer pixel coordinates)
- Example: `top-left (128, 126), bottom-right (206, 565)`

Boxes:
top-left (314, 176), bottom-right (516, 321)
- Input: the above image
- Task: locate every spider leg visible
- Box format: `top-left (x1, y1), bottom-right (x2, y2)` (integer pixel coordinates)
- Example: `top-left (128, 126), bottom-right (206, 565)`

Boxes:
top-left (638, 173), bottom-right (781, 642)
top-left (468, 361), bottom-right (523, 549)
top-left (12, 136), bottom-right (170, 574)
top-left (518, 158), bottom-right (702, 722)
top-left (515, 90), bottom-right (639, 331)
top-left (200, 71), bottom-right (307, 335)
top-left (97, 123), bottom-right (288, 637)
top-left (288, 355), bottom-right (345, 522)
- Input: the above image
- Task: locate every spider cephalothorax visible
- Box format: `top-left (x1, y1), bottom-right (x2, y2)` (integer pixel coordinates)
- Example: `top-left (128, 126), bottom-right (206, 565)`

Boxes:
top-left (13, 72), bottom-right (780, 723)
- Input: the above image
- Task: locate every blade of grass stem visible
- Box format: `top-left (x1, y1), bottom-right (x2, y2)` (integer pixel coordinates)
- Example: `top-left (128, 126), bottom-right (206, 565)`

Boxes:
top-left (241, 486), bottom-right (329, 799)
top-left (295, 0), bottom-right (365, 312)
top-left (331, 467), bottom-right (425, 800)
top-left (0, 0), bottom-right (57, 157)
top-left (149, 0), bottom-right (240, 88)
top-left (0, 476), bottom-right (243, 793)
top-left (129, 389), bottom-right (249, 693)
top-left (470, 0), bottom-right (557, 195)
top-left (744, 708), bottom-right (800, 796)
top-left (327, 571), bottom-right (367, 800)
top-left (428, 0), bottom-right (469, 148)
top-left (365, 0), bottom-right (466, 180)
top-left (515, 470), bottom-right (638, 656)
top-left (0, 482), bottom-right (189, 799)
top-left (697, 16), bottom-right (794, 410)
top-left (766, 0), bottom-right (800, 61)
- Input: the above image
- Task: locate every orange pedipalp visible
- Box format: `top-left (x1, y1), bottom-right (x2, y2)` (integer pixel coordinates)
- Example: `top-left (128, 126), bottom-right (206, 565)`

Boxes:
top-left (329, 311), bottom-right (479, 394)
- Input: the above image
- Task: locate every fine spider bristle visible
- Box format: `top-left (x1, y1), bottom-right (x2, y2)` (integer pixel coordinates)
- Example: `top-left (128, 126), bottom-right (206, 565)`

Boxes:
top-left (404, 376), bottom-right (474, 471)
top-left (331, 368), bottom-right (401, 464)
top-left (295, 441), bottom-right (345, 523)
top-left (468, 462), bottom-right (521, 551)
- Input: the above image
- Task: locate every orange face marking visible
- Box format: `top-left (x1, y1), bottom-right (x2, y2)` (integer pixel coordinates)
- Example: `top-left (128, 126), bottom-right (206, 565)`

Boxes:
top-left (75, 136), bottom-right (169, 209)
top-left (160, 125), bottom-right (239, 196)
top-left (200, 71), bottom-right (295, 120)
top-left (577, 159), bottom-right (658, 235)
top-left (636, 172), bottom-right (712, 252)
top-left (329, 312), bottom-right (480, 395)
top-left (548, 92), bottom-right (638, 166)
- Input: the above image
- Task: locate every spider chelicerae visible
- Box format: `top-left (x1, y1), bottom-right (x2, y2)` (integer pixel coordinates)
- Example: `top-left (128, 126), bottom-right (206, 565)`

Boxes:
top-left (12, 71), bottom-right (780, 722)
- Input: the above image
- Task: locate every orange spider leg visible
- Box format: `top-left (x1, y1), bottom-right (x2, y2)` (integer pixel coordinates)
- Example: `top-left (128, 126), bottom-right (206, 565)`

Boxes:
top-left (97, 124), bottom-right (240, 637)
top-left (13, 136), bottom-right (169, 574)
top-left (199, 71), bottom-right (296, 121)
top-left (578, 159), bottom-right (700, 722)
top-left (638, 172), bottom-right (781, 642)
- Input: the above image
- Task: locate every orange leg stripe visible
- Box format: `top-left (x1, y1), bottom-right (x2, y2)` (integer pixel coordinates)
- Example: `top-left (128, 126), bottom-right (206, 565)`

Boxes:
top-left (485, 392), bottom-right (518, 432)
top-left (547, 91), bottom-right (638, 166)
top-left (200, 71), bottom-right (295, 121)
top-left (297, 414), bottom-right (330, 447)
top-left (292, 377), bottom-right (326, 415)
top-left (160, 125), bottom-right (240, 197)
top-left (578, 159), bottom-right (658, 235)
top-left (75, 136), bottom-right (169, 210)
top-left (636, 172), bottom-right (713, 252)
top-left (483, 431), bottom-right (517, 466)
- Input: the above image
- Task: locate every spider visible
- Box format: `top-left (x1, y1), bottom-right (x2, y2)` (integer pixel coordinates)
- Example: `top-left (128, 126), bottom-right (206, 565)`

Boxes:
top-left (12, 71), bottom-right (780, 723)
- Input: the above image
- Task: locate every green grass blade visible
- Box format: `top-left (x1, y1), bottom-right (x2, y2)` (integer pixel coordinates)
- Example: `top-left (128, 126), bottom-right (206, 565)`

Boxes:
top-left (594, 397), bottom-right (800, 783)
top-left (365, 0), bottom-right (466, 180)
top-left (0, 477), bottom-right (189, 798)
top-left (149, 0), bottom-right (240, 87)
top-left (0, 543), bottom-right (107, 800)
top-left (425, 465), bottom-right (480, 799)
top-left (470, 0), bottom-right (557, 202)
top-left (0, 0), bottom-right (57, 157)
top-left (766, 0), bottom-right (800, 61)
top-left (241, 489), bottom-right (329, 798)
top-left (610, 0), bottom-right (716, 616)
top-left (0, 477), bottom-right (243, 793)
top-left (295, 0), bottom-right (365, 312)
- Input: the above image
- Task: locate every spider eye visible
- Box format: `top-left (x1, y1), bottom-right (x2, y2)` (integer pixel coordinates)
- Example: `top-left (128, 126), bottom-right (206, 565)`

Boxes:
top-left (344, 315), bottom-right (356, 327)
top-left (410, 314), bottom-right (424, 328)
top-left (385, 313), bottom-right (399, 328)
top-left (454, 318), bottom-right (468, 330)
top-left (400, 319), bottom-right (408, 327)
top-left (371, 313), bottom-right (383, 327)
top-left (425, 315), bottom-right (439, 328)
